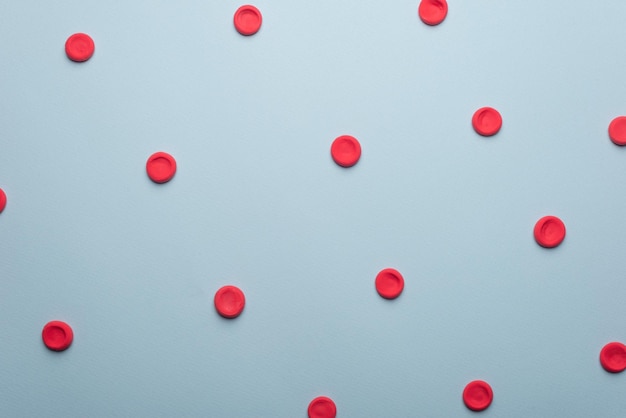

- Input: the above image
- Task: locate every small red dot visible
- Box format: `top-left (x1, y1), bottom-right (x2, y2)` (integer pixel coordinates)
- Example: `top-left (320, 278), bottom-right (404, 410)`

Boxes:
top-left (234, 5), bottom-right (262, 36)
top-left (463, 380), bottom-right (493, 412)
top-left (608, 116), bottom-right (626, 146)
top-left (331, 135), bottom-right (361, 168)
top-left (375, 268), bottom-right (404, 299)
top-left (600, 342), bottom-right (626, 373)
top-left (42, 321), bottom-right (74, 351)
top-left (472, 107), bottom-right (502, 137)
top-left (146, 152), bottom-right (176, 184)
top-left (214, 285), bottom-right (246, 319)
top-left (308, 396), bottom-right (336, 418)
top-left (534, 215), bottom-right (566, 248)
top-left (418, 0), bottom-right (448, 26)
top-left (65, 33), bottom-right (95, 62)
top-left (0, 188), bottom-right (6, 213)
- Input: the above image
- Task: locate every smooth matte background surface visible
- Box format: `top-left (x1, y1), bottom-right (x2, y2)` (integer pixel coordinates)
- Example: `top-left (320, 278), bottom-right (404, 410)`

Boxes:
top-left (1, 1), bottom-right (626, 417)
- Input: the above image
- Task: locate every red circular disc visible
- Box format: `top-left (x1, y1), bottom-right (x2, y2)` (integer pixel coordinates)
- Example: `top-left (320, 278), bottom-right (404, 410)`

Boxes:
top-left (65, 33), bottom-right (95, 62)
top-left (534, 216), bottom-right (566, 248)
top-left (472, 107), bottom-right (502, 136)
top-left (42, 321), bottom-right (74, 351)
top-left (234, 5), bottom-right (262, 36)
top-left (214, 285), bottom-right (245, 319)
top-left (600, 342), bottom-right (626, 373)
top-left (146, 152), bottom-right (176, 184)
top-left (375, 268), bottom-right (404, 299)
top-left (463, 380), bottom-right (493, 411)
top-left (308, 396), bottom-right (336, 418)
top-left (418, 0), bottom-right (448, 26)
top-left (331, 135), bottom-right (361, 167)
top-left (0, 188), bottom-right (6, 213)
top-left (608, 116), bottom-right (626, 146)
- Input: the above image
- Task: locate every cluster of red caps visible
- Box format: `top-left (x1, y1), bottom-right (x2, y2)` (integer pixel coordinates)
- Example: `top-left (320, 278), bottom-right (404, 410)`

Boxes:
top-left (10, 1), bottom-right (624, 417)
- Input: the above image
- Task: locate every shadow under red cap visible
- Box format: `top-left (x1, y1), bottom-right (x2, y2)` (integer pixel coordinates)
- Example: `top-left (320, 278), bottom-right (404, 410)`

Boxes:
top-left (214, 285), bottom-right (246, 319)
top-left (65, 33), bottom-right (95, 62)
top-left (42, 321), bottom-right (74, 351)
top-left (600, 342), bottom-right (626, 373)
top-left (463, 380), bottom-right (493, 411)
top-left (308, 396), bottom-right (336, 418)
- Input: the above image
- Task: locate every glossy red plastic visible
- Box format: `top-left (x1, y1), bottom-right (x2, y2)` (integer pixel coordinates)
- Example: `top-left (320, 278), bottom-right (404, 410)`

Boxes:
top-left (600, 342), bottom-right (626, 373)
top-left (214, 285), bottom-right (246, 319)
top-left (331, 135), bottom-right (361, 167)
top-left (534, 216), bottom-right (566, 248)
top-left (375, 268), bottom-right (404, 299)
top-left (472, 107), bottom-right (502, 136)
top-left (65, 33), bottom-right (95, 62)
top-left (418, 0), bottom-right (448, 26)
top-left (0, 188), bottom-right (6, 213)
top-left (42, 321), bottom-right (74, 351)
top-left (463, 380), bottom-right (493, 411)
top-left (234, 5), bottom-right (262, 36)
top-left (308, 396), bottom-right (336, 418)
top-left (608, 116), bottom-right (626, 146)
top-left (146, 152), bottom-right (177, 184)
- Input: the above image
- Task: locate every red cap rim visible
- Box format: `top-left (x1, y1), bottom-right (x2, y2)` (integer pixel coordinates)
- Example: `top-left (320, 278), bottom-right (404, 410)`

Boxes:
top-left (234, 5), bottom-right (263, 36)
top-left (65, 33), bottom-right (95, 62)
top-left (307, 396), bottom-right (337, 418)
top-left (42, 321), bottom-right (74, 351)
top-left (463, 380), bottom-right (493, 411)
top-left (214, 285), bottom-right (246, 319)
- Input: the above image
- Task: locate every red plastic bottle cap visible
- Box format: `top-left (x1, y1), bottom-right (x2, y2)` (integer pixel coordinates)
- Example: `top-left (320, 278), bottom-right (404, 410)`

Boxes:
top-left (214, 285), bottom-right (245, 319)
top-left (418, 0), bottom-right (448, 26)
top-left (608, 116), bottom-right (626, 146)
top-left (534, 215), bottom-right (566, 248)
top-left (234, 5), bottom-right (262, 36)
top-left (375, 268), bottom-right (404, 299)
top-left (600, 342), bottom-right (626, 373)
top-left (472, 107), bottom-right (502, 136)
top-left (331, 135), bottom-right (361, 167)
top-left (42, 321), bottom-right (74, 351)
top-left (65, 33), bottom-right (95, 62)
top-left (463, 380), bottom-right (493, 411)
top-left (146, 152), bottom-right (176, 184)
top-left (308, 396), bottom-right (336, 418)
top-left (0, 188), bottom-right (6, 213)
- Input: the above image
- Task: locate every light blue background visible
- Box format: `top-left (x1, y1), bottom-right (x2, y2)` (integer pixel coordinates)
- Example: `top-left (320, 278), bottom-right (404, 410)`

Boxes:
top-left (1, 1), bottom-right (626, 417)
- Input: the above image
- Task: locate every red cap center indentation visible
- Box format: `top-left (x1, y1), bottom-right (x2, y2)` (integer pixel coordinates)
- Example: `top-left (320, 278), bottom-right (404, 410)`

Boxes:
top-left (463, 380), bottom-right (493, 411)
top-left (308, 396), bottom-right (336, 418)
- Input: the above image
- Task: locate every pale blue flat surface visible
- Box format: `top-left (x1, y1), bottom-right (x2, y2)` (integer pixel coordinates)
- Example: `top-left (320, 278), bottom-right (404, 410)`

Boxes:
top-left (2, 1), bottom-right (626, 417)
